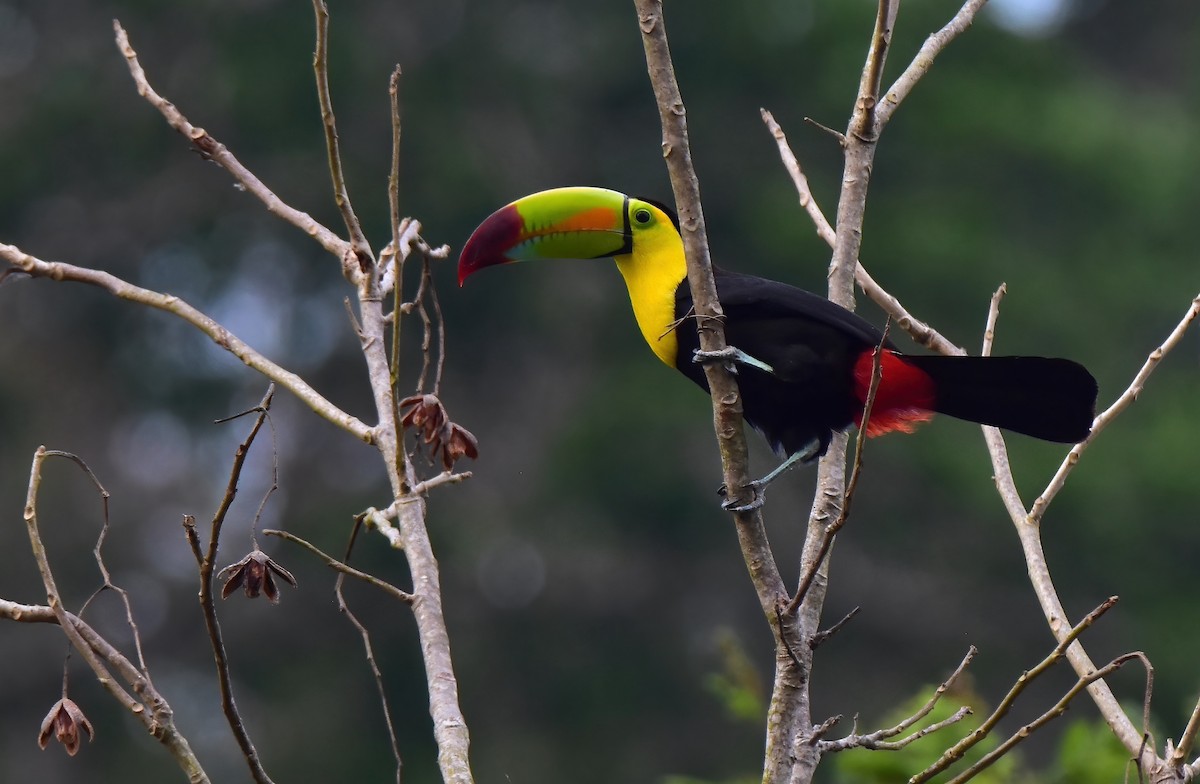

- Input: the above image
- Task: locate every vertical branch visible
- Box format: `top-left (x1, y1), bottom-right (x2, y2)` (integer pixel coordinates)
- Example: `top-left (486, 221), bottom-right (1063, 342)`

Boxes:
top-left (187, 389), bottom-right (278, 784)
top-left (312, 0), bottom-right (372, 269)
top-left (414, 260), bottom-right (435, 394)
top-left (788, 5), bottom-right (900, 783)
top-left (632, 0), bottom-right (761, 524)
top-left (388, 65), bottom-right (404, 254)
top-left (629, 0), bottom-right (788, 628)
top-left (428, 261), bottom-right (447, 396)
top-left (853, 0), bottom-right (899, 143)
top-left (394, 497), bottom-right (474, 784)
top-left (833, 0), bottom-right (897, 308)
top-left (387, 65), bottom-right (413, 488)
top-left (309, 22), bottom-right (474, 780)
top-left (631, 5), bottom-right (798, 781)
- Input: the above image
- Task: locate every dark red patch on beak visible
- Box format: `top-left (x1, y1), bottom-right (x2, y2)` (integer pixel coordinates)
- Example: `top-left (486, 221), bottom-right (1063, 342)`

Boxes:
top-left (458, 204), bottom-right (524, 286)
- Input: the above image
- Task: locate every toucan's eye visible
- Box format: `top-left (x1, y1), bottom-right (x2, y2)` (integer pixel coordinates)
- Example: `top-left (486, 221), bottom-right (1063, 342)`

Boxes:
top-left (633, 208), bottom-right (652, 225)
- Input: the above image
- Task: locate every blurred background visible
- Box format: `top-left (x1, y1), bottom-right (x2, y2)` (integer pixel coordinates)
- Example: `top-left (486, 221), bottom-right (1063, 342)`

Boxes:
top-left (1, 0), bottom-right (1197, 782)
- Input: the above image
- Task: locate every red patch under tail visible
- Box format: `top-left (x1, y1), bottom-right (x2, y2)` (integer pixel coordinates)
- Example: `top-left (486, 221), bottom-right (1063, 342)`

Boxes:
top-left (852, 349), bottom-right (937, 437)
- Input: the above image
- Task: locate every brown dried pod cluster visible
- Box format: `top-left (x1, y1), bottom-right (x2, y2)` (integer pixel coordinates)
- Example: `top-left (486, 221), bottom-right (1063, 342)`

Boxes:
top-left (218, 550), bottom-right (297, 604)
top-left (38, 697), bottom-right (94, 756)
top-left (398, 394), bottom-right (479, 470)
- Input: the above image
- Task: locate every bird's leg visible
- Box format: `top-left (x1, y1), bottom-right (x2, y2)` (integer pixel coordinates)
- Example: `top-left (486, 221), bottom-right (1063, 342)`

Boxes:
top-left (692, 345), bottom-right (775, 376)
top-left (719, 440), bottom-right (820, 512)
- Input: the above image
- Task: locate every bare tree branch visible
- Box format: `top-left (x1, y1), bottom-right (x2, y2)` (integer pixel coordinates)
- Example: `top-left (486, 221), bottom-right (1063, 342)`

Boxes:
top-left (1172, 695), bottom-right (1200, 769)
top-left (107, 13), bottom-right (477, 780)
top-left (311, 0), bottom-right (373, 270)
top-left (943, 653), bottom-right (1149, 784)
top-left (113, 20), bottom-right (350, 262)
top-left (264, 529), bottom-right (415, 604)
top-left (301, 3), bottom-right (475, 774)
top-left (760, 108), bottom-right (962, 355)
top-left (981, 290), bottom-right (1200, 776)
top-left (877, 0), bottom-right (991, 126)
top-left (819, 646), bottom-right (977, 753)
top-left (1031, 292), bottom-right (1200, 520)
top-left (790, 325), bottom-right (890, 614)
top-left (20, 447), bottom-right (209, 783)
top-left (0, 243), bottom-right (373, 442)
top-left (913, 598), bottom-right (1119, 783)
top-left (631, 6), bottom-right (802, 782)
top-left (786, 4), bottom-right (903, 782)
top-left (185, 388), bottom-right (279, 784)
top-left (632, 0), bottom-right (773, 530)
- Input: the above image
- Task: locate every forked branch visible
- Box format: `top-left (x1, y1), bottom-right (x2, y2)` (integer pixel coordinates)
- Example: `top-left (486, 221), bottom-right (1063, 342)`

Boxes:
top-left (19, 447), bottom-right (209, 783)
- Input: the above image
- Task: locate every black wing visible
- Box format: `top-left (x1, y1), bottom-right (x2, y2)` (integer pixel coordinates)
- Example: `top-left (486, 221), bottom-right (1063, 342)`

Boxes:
top-left (671, 269), bottom-right (884, 457)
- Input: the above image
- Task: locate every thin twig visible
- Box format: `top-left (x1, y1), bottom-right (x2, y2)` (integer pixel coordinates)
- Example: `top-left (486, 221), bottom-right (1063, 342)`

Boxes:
top-left (386, 66), bottom-right (412, 490)
top-left (852, 0), bottom-right (898, 142)
top-left (388, 65), bottom-right (404, 264)
top-left (810, 714), bottom-right (844, 743)
top-left (247, 398), bottom-right (280, 549)
top-left (810, 606), bottom-right (861, 650)
top-left (190, 390), bottom-right (278, 784)
top-left (22, 447), bottom-right (209, 782)
top-left (820, 647), bottom-right (977, 753)
top-left (913, 597), bottom-right (1118, 783)
top-left (416, 259), bottom-right (435, 394)
top-left (981, 283), bottom-right (1007, 357)
top-left (45, 451), bottom-right (155, 683)
top-left (412, 470), bottom-right (473, 495)
top-left (264, 529), bottom-right (414, 604)
top-left (760, 108), bottom-right (961, 356)
top-left (760, 109), bottom-right (836, 247)
top-left (1031, 292), bottom-right (1200, 521)
top-left (112, 21), bottom-right (349, 260)
top-left (311, 0), bottom-right (372, 270)
top-left (337, 518), bottom-right (406, 782)
top-left (803, 115), bottom-right (847, 146)
top-left (878, 0), bottom-right (991, 126)
top-left (789, 323), bottom-right (889, 614)
top-left (429, 261), bottom-right (447, 396)
top-left (25, 447), bottom-right (140, 715)
top-left (943, 652), bottom-right (1147, 784)
top-left (0, 243), bottom-right (373, 443)
top-left (1173, 696), bottom-right (1200, 768)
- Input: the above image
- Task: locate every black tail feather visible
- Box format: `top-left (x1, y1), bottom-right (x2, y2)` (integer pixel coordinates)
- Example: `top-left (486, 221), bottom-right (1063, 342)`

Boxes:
top-left (903, 355), bottom-right (1097, 443)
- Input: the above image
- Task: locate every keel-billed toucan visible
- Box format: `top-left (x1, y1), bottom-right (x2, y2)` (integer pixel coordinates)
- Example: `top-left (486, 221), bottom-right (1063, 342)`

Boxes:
top-left (459, 186), bottom-right (1097, 479)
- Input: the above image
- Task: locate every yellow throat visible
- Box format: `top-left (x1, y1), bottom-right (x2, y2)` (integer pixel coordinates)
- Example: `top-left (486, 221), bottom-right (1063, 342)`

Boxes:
top-left (612, 202), bottom-right (686, 367)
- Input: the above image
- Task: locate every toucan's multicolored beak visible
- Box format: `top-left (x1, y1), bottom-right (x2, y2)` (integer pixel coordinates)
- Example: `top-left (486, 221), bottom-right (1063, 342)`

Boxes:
top-left (458, 187), bottom-right (632, 286)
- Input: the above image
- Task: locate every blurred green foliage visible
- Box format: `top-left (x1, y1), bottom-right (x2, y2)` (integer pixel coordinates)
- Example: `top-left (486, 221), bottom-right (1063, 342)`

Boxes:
top-left (1048, 718), bottom-right (1136, 784)
top-left (2, 1), bottom-right (1197, 783)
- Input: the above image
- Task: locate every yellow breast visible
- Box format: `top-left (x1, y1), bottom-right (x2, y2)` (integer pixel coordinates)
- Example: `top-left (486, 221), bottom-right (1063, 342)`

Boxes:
top-left (613, 217), bottom-right (686, 368)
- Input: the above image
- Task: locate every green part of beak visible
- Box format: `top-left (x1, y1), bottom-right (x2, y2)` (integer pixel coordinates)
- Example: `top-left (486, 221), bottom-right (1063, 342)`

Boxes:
top-left (459, 187), bottom-right (631, 285)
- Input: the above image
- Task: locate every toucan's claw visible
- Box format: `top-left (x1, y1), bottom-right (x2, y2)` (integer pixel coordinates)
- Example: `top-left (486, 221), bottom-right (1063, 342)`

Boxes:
top-left (718, 480), bottom-right (766, 512)
top-left (715, 439), bottom-right (820, 513)
top-left (693, 346), bottom-right (775, 376)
